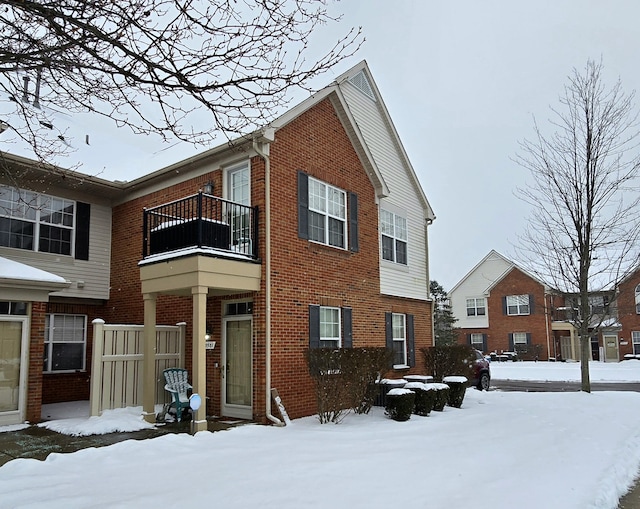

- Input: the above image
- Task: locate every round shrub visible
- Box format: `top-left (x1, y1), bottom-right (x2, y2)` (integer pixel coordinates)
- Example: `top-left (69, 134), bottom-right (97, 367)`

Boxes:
top-left (430, 383), bottom-right (450, 411)
top-left (404, 382), bottom-right (436, 416)
top-left (443, 376), bottom-right (468, 408)
top-left (385, 388), bottom-right (415, 421)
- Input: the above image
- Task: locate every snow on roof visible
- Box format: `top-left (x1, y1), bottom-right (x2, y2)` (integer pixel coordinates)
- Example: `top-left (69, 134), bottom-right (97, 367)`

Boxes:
top-left (0, 256), bottom-right (67, 284)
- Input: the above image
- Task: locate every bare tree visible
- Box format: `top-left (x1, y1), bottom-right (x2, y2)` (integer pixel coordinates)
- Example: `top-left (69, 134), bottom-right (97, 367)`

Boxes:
top-left (515, 60), bottom-right (640, 392)
top-left (0, 0), bottom-right (361, 169)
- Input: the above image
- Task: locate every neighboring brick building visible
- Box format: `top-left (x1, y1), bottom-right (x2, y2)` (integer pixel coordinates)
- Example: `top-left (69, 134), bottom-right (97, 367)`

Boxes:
top-left (617, 269), bottom-right (640, 358)
top-left (450, 250), bottom-right (626, 363)
top-left (449, 250), bottom-right (553, 360)
top-left (0, 60), bottom-right (435, 427)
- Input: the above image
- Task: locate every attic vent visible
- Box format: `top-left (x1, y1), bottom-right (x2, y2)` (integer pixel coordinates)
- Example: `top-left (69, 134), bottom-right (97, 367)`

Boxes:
top-left (349, 71), bottom-right (376, 101)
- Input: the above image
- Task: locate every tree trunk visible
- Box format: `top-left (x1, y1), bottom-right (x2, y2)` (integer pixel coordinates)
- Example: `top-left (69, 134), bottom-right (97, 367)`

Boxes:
top-left (580, 334), bottom-right (591, 393)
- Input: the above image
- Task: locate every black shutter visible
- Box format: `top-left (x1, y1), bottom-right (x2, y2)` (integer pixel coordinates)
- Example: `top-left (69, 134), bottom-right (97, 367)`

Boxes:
top-left (297, 171), bottom-right (309, 239)
top-left (502, 296), bottom-right (507, 315)
top-left (407, 314), bottom-right (415, 367)
top-left (385, 312), bottom-right (393, 350)
top-left (309, 305), bottom-right (320, 348)
top-left (349, 192), bottom-right (359, 252)
top-left (508, 333), bottom-right (514, 351)
top-left (529, 294), bottom-right (535, 314)
top-left (482, 333), bottom-right (488, 353)
top-left (526, 332), bottom-right (532, 345)
top-left (75, 202), bottom-right (91, 261)
top-left (342, 307), bottom-right (353, 348)
top-left (466, 333), bottom-right (472, 345)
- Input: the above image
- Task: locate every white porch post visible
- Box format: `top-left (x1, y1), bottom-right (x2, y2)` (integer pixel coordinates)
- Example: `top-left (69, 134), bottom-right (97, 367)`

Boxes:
top-left (192, 286), bottom-right (208, 433)
top-left (142, 292), bottom-right (157, 423)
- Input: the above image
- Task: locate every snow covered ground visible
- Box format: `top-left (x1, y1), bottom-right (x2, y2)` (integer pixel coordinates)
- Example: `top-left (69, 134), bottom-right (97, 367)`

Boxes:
top-left (1, 361), bottom-right (640, 509)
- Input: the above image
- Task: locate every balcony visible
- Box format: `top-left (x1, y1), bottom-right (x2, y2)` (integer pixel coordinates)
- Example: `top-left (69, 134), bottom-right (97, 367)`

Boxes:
top-left (139, 192), bottom-right (261, 297)
top-left (142, 192), bottom-right (259, 260)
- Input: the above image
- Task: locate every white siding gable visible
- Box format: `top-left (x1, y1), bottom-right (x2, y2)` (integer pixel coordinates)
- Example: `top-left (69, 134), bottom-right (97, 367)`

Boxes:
top-left (339, 72), bottom-right (429, 301)
top-left (450, 251), bottom-right (514, 329)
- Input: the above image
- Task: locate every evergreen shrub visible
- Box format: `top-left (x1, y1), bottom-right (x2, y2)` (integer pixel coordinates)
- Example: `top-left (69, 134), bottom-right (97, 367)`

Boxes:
top-left (443, 376), bottom-right (468, 408)
top-left (385, 388), bottom-right (415, 421)
top-left (431, 383), bottom-right (450, 411)
top-left (404, 382), bottom-right (436, 416)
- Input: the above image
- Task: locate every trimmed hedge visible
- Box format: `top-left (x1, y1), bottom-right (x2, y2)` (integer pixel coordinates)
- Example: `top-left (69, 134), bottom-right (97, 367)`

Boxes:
top-left (306, 347), bottom-right (393, 423)
top-left (385, 388), bottom-right (415, 421)
top-left (404, 382), bottom-right (436, 416)
top-left (443, 376), bottom-right (468, 408)
top-left (431, 383), bottom-right (450, 411)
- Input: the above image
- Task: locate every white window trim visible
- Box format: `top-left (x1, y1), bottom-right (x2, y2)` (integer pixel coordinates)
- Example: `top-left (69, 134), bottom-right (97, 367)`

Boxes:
top-left (43, 314), bottom-right (87, 373)
top-left (635, 285), bottom-right (640, 314)
top-left (506, 295), bottom-right (530, 316)
top-left (380, 208), bottom-right (408, 265)
top-left (308, 177), bottom-right (348, 250)
top-left (392, 313), bottom-right (408, 368)
top-left (224, 161), bottom-right (251, 205)
top-left (470, 333), bottom-right (484, 349)
top-left (512, 332), bottom-right (528, 345)
top-left (466, 297), bottom-right (486, 317)
top-left (0, 186), bottom-right (76, 256)
top-left (633, 331), bottom-right (640, 354)
top-left (320, 306), bottom-right (341, 348)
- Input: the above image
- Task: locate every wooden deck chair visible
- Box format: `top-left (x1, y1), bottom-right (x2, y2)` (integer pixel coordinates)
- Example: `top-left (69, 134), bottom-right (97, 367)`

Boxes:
top-left (162, 368), bottom-right (192, 422)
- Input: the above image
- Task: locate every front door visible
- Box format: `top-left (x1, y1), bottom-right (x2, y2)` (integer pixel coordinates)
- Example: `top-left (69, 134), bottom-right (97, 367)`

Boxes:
top-left (222, 318), bottom-right (252, 419)
top-left (0, 318), bottom-right (28, 426)
top-left (603, 334), bottom-right (619, 362)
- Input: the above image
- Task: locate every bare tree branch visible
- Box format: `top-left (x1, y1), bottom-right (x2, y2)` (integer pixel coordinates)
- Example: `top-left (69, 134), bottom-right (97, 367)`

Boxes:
top-left (514, 60), bottom-right (640, 392)
top-left (0, 0), bottom-right (362, 169)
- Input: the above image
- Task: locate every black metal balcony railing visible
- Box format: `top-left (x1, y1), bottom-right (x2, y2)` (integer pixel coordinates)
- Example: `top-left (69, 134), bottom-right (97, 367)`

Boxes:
top-left (142, 192), bottom-right (259, 259)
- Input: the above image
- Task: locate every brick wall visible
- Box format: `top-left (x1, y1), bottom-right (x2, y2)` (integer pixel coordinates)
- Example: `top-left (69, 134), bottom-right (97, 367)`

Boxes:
top-left (40, 301), bottom-right (103, 406)
top-left (458, 268), bottom-right (551, 360)
top-left (265, 98), bottom-right (432, 419)
top-left (26, 302), bottom-right (46, 423)
top-left (102, 97), bottom-right (432, 422)
top-left (618, 270), bottom-right (640, 358)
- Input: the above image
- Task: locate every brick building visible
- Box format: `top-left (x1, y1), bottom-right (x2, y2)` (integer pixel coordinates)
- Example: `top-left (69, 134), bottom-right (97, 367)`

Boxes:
top-left (450, 250), bottom-right (630, 363)
top-left (0, 61), bottom-right (435, 427)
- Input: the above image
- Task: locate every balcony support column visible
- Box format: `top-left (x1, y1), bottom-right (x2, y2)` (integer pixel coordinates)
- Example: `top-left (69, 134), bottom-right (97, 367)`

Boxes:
top-left (191, 285), bottom-right (208, 433)
top-left (142, 292), bottom-right (157, 423)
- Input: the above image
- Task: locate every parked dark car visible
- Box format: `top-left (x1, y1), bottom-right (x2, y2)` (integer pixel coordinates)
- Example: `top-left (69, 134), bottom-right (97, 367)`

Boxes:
top-left (470, 349), bottom-right (491, 390)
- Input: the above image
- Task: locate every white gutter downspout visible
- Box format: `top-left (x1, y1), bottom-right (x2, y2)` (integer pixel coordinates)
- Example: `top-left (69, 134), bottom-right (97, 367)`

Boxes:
top-left (253, 129), bottom-right (284, 426)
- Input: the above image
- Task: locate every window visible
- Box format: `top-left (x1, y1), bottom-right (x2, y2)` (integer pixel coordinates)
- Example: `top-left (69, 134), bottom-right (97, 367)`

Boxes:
top-left (308, 177), bottom-right (347, 249)
top-left (0, 185), bottom-right (79, 257)
top-left (298, 172), bottom-right (358, 252)
top-left (633, 331), bottom-right (640, 355)
top-left (0, 301), bottom-right (27, 315)
top-left (319, 306), bottom-right (341, 348)
top-left (309, 305), bottom-right (352, 349)
top-left (466, 298), bottom-right (486, 317)
top-left (470, 333), bottom-right (484, 351)
top-left (380, 209), bottom-right (407, 265)
top-left (385, 312), bottom-right (415, 368)
top-left (635, 285), bottom-right (640, 314)
top-left (43, 314), bottom-right (87, 373)
top-left (512, 332), bottom-right (528, 345)
top-left (391, 313), bottom-right (407, 367)
top-left (506, 295), bottom-right (530, 316)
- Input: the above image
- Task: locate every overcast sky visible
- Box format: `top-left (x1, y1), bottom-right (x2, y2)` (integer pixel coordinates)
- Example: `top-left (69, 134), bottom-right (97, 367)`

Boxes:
top-left (8, 1), bottom-right (640, 291)
top-left (314, 0), bottom-right (640, 290)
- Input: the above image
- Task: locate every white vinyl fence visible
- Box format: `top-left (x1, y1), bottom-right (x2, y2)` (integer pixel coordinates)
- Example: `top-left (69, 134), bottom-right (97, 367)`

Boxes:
top-left (89, 319), bottom-right (186, 416)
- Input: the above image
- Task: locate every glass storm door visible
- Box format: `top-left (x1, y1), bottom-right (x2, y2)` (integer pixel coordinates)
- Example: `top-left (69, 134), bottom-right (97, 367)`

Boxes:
top-left (228, 165), bottom-right (251, 254)
top-left (222, 318), bottom-right (252, 419)
top-left (0, 318), bottom-right (28, 425)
